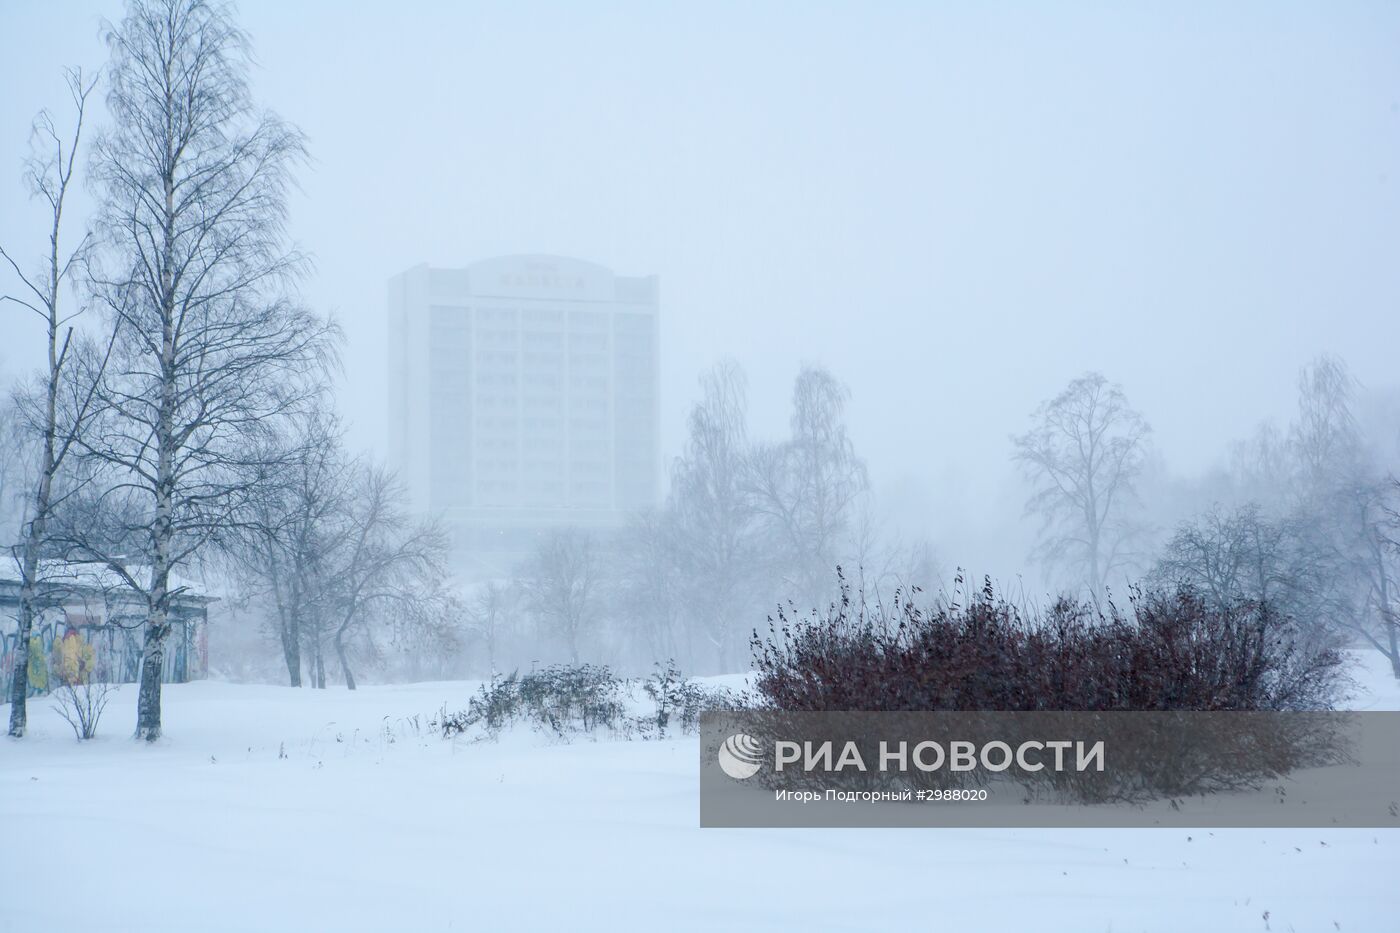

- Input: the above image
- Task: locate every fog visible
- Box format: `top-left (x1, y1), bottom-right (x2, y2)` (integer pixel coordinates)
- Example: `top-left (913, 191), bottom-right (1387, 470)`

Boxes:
top-left (5, 1), bottom-right (1398, 584)
top-left (4, 5), bottom-right (1400, 930)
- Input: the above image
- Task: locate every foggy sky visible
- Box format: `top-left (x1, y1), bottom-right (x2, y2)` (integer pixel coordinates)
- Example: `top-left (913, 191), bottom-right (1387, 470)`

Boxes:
top-left (3, 0), bottom-right (1399, 578)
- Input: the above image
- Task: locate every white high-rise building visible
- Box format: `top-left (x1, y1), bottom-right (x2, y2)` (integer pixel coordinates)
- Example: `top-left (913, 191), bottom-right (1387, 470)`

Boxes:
top-left (387, 256), bottom-right (659, 575)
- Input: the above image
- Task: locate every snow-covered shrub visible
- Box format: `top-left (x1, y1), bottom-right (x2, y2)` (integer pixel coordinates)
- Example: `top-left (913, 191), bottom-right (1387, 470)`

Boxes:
top-left (443, 664), bottom-right (628, 738)
top-left (643, 659), bottom-right (737, 736)
top-left (524, 664), bottom-right (628, 733)
top-left (437, 661), bottom-right (738, 740)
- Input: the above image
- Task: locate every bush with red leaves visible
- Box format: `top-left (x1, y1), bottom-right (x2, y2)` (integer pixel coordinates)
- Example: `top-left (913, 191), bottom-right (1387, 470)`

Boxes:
top-left (751, 571), bottom-right (1346, 713)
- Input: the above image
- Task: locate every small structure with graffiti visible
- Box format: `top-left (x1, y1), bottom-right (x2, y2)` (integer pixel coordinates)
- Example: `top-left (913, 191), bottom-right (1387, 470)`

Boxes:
top-left (0, 562), bottom-right (212, 693)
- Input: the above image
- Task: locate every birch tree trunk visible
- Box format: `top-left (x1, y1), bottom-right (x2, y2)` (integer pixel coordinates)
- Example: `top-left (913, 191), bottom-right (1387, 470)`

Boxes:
top-left (69, 0), bottom-right (332, 737)
top-left (2, 70), bottom-right (97, 737)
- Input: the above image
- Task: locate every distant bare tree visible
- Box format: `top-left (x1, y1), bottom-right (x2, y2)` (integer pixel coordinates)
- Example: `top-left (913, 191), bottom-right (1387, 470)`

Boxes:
top-left (843, 491), bottom-right (940, 611)
top-left (383, 579), bottom-right (464, 683)
top-left (1150, 505), bottom-right (1292, 608)
top-left (1380, 480), bottom-right (1400, 678)
top-left (1290, 355), bottom-right (1362, 500)
top-left (523, 528), bottom-right (601, 665)
top-left (750, 365), bottom-right (868, 606)
top-left (234, 422), bottom-right (451, 689)
top-left (66, 0), bottom-right (334, 738)
top-left (232, 408), bottom-right (348, 687)
top-left (668, 360), bottom-right (764, 671)
top-left (1, 69), bottom-right (105, 738)
top-left (467, 580), bottom-right (518, 676)
top-left (1227, 420), bottom-right (1291, 506)
top-left (1282, 357), bottom-right (1397, 677)
top-left (1013, 372), bottom-right (1150, 595)
top-left (612, 508), bottom-right (685, 667)
top-left (1336, 478), bottom-right (1400, 679)
top-left (322, 466), bottom-right (449, 690)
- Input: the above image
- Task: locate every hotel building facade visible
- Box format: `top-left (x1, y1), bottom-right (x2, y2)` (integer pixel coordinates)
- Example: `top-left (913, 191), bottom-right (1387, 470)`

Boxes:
top-left (387, 256), bottom-right (660, 576)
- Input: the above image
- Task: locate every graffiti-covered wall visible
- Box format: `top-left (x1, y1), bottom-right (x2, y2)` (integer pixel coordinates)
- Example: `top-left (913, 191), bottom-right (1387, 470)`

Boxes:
top-left (0, 571), bottom-right (210, 693)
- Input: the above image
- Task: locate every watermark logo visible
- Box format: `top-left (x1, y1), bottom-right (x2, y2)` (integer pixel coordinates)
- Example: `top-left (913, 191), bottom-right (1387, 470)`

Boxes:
top-left (702, 711), bottom-right (1400, 828)
top-left (718, 733), bottom-right (764, 780)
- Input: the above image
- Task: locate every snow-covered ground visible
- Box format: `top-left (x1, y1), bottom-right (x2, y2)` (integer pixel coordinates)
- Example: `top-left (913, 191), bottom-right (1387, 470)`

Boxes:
top-left (3, 653), bottom-right (1398, 933)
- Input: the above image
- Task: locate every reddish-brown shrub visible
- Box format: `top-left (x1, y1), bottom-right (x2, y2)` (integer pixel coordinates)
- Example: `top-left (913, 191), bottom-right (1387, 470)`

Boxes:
top-left (751, 571), bottom-right (1346, 713)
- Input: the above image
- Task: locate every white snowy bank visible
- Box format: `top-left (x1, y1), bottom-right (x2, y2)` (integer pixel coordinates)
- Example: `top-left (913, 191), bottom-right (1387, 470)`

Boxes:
top-left (2, 652), bottom-right (1397, 933)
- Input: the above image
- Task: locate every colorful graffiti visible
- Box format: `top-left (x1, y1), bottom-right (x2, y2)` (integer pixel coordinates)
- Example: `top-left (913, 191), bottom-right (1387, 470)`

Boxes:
top-left (0, 612), bottom-right (205, 695)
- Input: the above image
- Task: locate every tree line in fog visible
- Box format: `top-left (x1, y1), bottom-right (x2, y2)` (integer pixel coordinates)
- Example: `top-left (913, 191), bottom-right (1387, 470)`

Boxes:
top-left (3, 3), bottom-right (1397, 748)
top-left (443, 353), bottom-right (1399, 682)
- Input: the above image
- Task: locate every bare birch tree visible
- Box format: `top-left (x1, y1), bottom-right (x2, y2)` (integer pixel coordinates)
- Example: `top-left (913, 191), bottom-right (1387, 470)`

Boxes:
top-left (668, 360), bottom-right (764, 670)
top-left (523, 528), bottom-right (601, 666)
top-left (1013, 372), bottom-right (1151, 595)
top-left (1, 69), bottom-right (104, 738)
top-left (750, 365), bottom-right (868, 606)
top-left (69, 0), bottom-right (333, 739)
top-left (1290, 355), bottom-right (1362, 501)
top-left (1284, 357), bottom-right (1398, 677)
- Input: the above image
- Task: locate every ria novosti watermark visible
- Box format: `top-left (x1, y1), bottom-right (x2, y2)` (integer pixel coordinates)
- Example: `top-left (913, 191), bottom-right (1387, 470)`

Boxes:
top-left (762, 736), bottom-right (1105, 775)
top-left (700, 710), bottom-right (1400, 828)
top-left (717, 733), bottom-right (765, 780)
